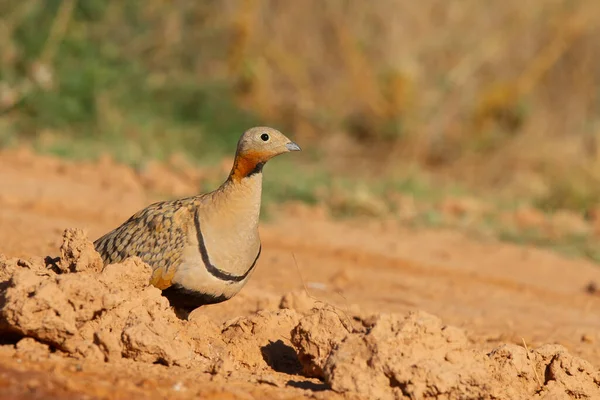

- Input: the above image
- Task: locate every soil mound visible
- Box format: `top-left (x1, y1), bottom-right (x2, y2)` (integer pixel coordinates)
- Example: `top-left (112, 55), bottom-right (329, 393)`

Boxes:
top-left (0, 229), bottom-right (202, 367)
top-left (0, 229), bottom-right (304, 375)
top-left (0, 229), bottom-right (598, 399)
top-left (291, 310), bottom-right (600, 399)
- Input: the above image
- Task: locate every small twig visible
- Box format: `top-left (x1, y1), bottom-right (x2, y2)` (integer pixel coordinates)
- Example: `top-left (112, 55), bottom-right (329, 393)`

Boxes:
top-left (291, 252), bottom-right (356, 333)
top-left (333, 288), bottom-right (360, 332)
top-left (291, 252), bottom-right (312, 300)
top-left (39, 0), bottom-right (78, 65)
top-left (522, 337), bottom-right (542, 387)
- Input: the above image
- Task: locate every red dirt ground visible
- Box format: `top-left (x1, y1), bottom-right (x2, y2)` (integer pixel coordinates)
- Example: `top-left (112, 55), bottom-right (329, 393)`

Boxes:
top-left (0, 148), bottom-right (599, 399)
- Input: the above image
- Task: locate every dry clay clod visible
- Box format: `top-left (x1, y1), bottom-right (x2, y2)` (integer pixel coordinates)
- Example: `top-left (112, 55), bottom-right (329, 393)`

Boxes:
top-left (59, 228), bottom-right (104, 273)
top-left (291, 310), bottom-right (600, 400)
top-left (0, 230), bottom-right (302, 374)
top-left (0, 229), bottom-right (599, 400)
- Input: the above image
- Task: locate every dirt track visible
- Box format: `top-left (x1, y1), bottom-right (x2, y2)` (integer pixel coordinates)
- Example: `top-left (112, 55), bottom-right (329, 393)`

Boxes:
top-left (0, 148), bottom-right (599, 399)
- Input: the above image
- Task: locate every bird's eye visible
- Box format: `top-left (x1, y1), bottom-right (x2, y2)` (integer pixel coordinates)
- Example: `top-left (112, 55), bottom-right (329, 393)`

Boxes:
top-left (260, 133), bottom-right (270, 141)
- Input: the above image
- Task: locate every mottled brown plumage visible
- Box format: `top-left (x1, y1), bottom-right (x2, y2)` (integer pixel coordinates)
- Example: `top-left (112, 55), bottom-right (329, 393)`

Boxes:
top-left (95, 197), bottom-right (196, 286)
top-left (94, 127), bottom-right (300, 313)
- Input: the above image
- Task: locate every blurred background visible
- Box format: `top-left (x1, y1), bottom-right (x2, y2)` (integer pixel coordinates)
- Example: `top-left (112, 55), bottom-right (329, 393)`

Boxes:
top-left (2, 0), bottom-right (600, 260)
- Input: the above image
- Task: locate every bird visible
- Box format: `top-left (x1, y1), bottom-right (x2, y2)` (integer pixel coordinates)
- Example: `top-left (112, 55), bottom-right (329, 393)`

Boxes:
top-left (93, 126), bottom-right (301, 314)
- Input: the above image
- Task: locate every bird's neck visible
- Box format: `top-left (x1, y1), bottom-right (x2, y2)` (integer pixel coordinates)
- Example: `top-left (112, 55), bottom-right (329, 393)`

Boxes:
top-left (216, 161), bottom-right (264, 224)
top-left (201, 153), bottom-right (265, 227)
top-left (229, 153), bottom-right (265, 183)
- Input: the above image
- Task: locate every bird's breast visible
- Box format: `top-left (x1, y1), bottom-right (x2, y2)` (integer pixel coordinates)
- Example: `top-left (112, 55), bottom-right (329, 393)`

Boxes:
top-left (169, 173), bottom-right (264, 300)
top-left (198, 199), bottom-right (261, 276)
top-left (170, 203), bottom-right (261, 300)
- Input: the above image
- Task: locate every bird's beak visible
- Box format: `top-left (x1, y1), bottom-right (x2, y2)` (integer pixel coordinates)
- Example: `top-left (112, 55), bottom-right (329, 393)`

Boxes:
top-left (285, 142), bottom-right (301, 152)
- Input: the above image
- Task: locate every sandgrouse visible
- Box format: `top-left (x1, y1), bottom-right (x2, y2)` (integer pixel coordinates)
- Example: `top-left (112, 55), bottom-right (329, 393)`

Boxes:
top-left (94, 127), bottom-right (300, 313)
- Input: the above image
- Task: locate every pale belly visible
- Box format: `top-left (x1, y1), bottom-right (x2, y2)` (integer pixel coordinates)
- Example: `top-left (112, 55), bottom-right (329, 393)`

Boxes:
top-left (170, 233), bottom-right (261, 302)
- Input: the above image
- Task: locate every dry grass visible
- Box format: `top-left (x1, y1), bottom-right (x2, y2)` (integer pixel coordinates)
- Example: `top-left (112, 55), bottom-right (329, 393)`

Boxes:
top-left (1, 1), bottom-right (600, 211)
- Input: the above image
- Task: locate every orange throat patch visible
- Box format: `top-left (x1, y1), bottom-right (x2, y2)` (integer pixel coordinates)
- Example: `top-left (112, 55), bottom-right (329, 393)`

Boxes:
top-left (230, 152), bottom-right (265, 182)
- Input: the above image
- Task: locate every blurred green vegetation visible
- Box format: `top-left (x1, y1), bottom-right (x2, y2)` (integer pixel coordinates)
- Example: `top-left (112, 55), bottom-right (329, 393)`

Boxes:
top-left (3, 1), bottom-right (600, 171)
top-left (3, 0), bottom-right (600, 262)
top-left (0, 0), bottom-right (262, 163)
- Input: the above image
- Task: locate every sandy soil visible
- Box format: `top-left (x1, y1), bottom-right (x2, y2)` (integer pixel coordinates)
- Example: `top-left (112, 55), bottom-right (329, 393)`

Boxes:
top-left (0, 148), bottom-right (599, 399)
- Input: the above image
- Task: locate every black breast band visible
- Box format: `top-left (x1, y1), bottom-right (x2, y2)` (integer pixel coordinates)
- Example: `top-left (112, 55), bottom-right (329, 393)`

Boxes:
top-left (194, 212), bottom-right (261, 282)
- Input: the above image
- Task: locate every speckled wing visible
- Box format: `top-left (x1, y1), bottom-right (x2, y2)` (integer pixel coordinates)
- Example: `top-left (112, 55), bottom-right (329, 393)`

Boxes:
top-left (93, 198), bottom-right (196, 289)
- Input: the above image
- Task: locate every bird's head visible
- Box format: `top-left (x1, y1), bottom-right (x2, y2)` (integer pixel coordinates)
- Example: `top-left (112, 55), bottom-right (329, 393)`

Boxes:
top-left (230, 126), bottom-right (301, 181)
